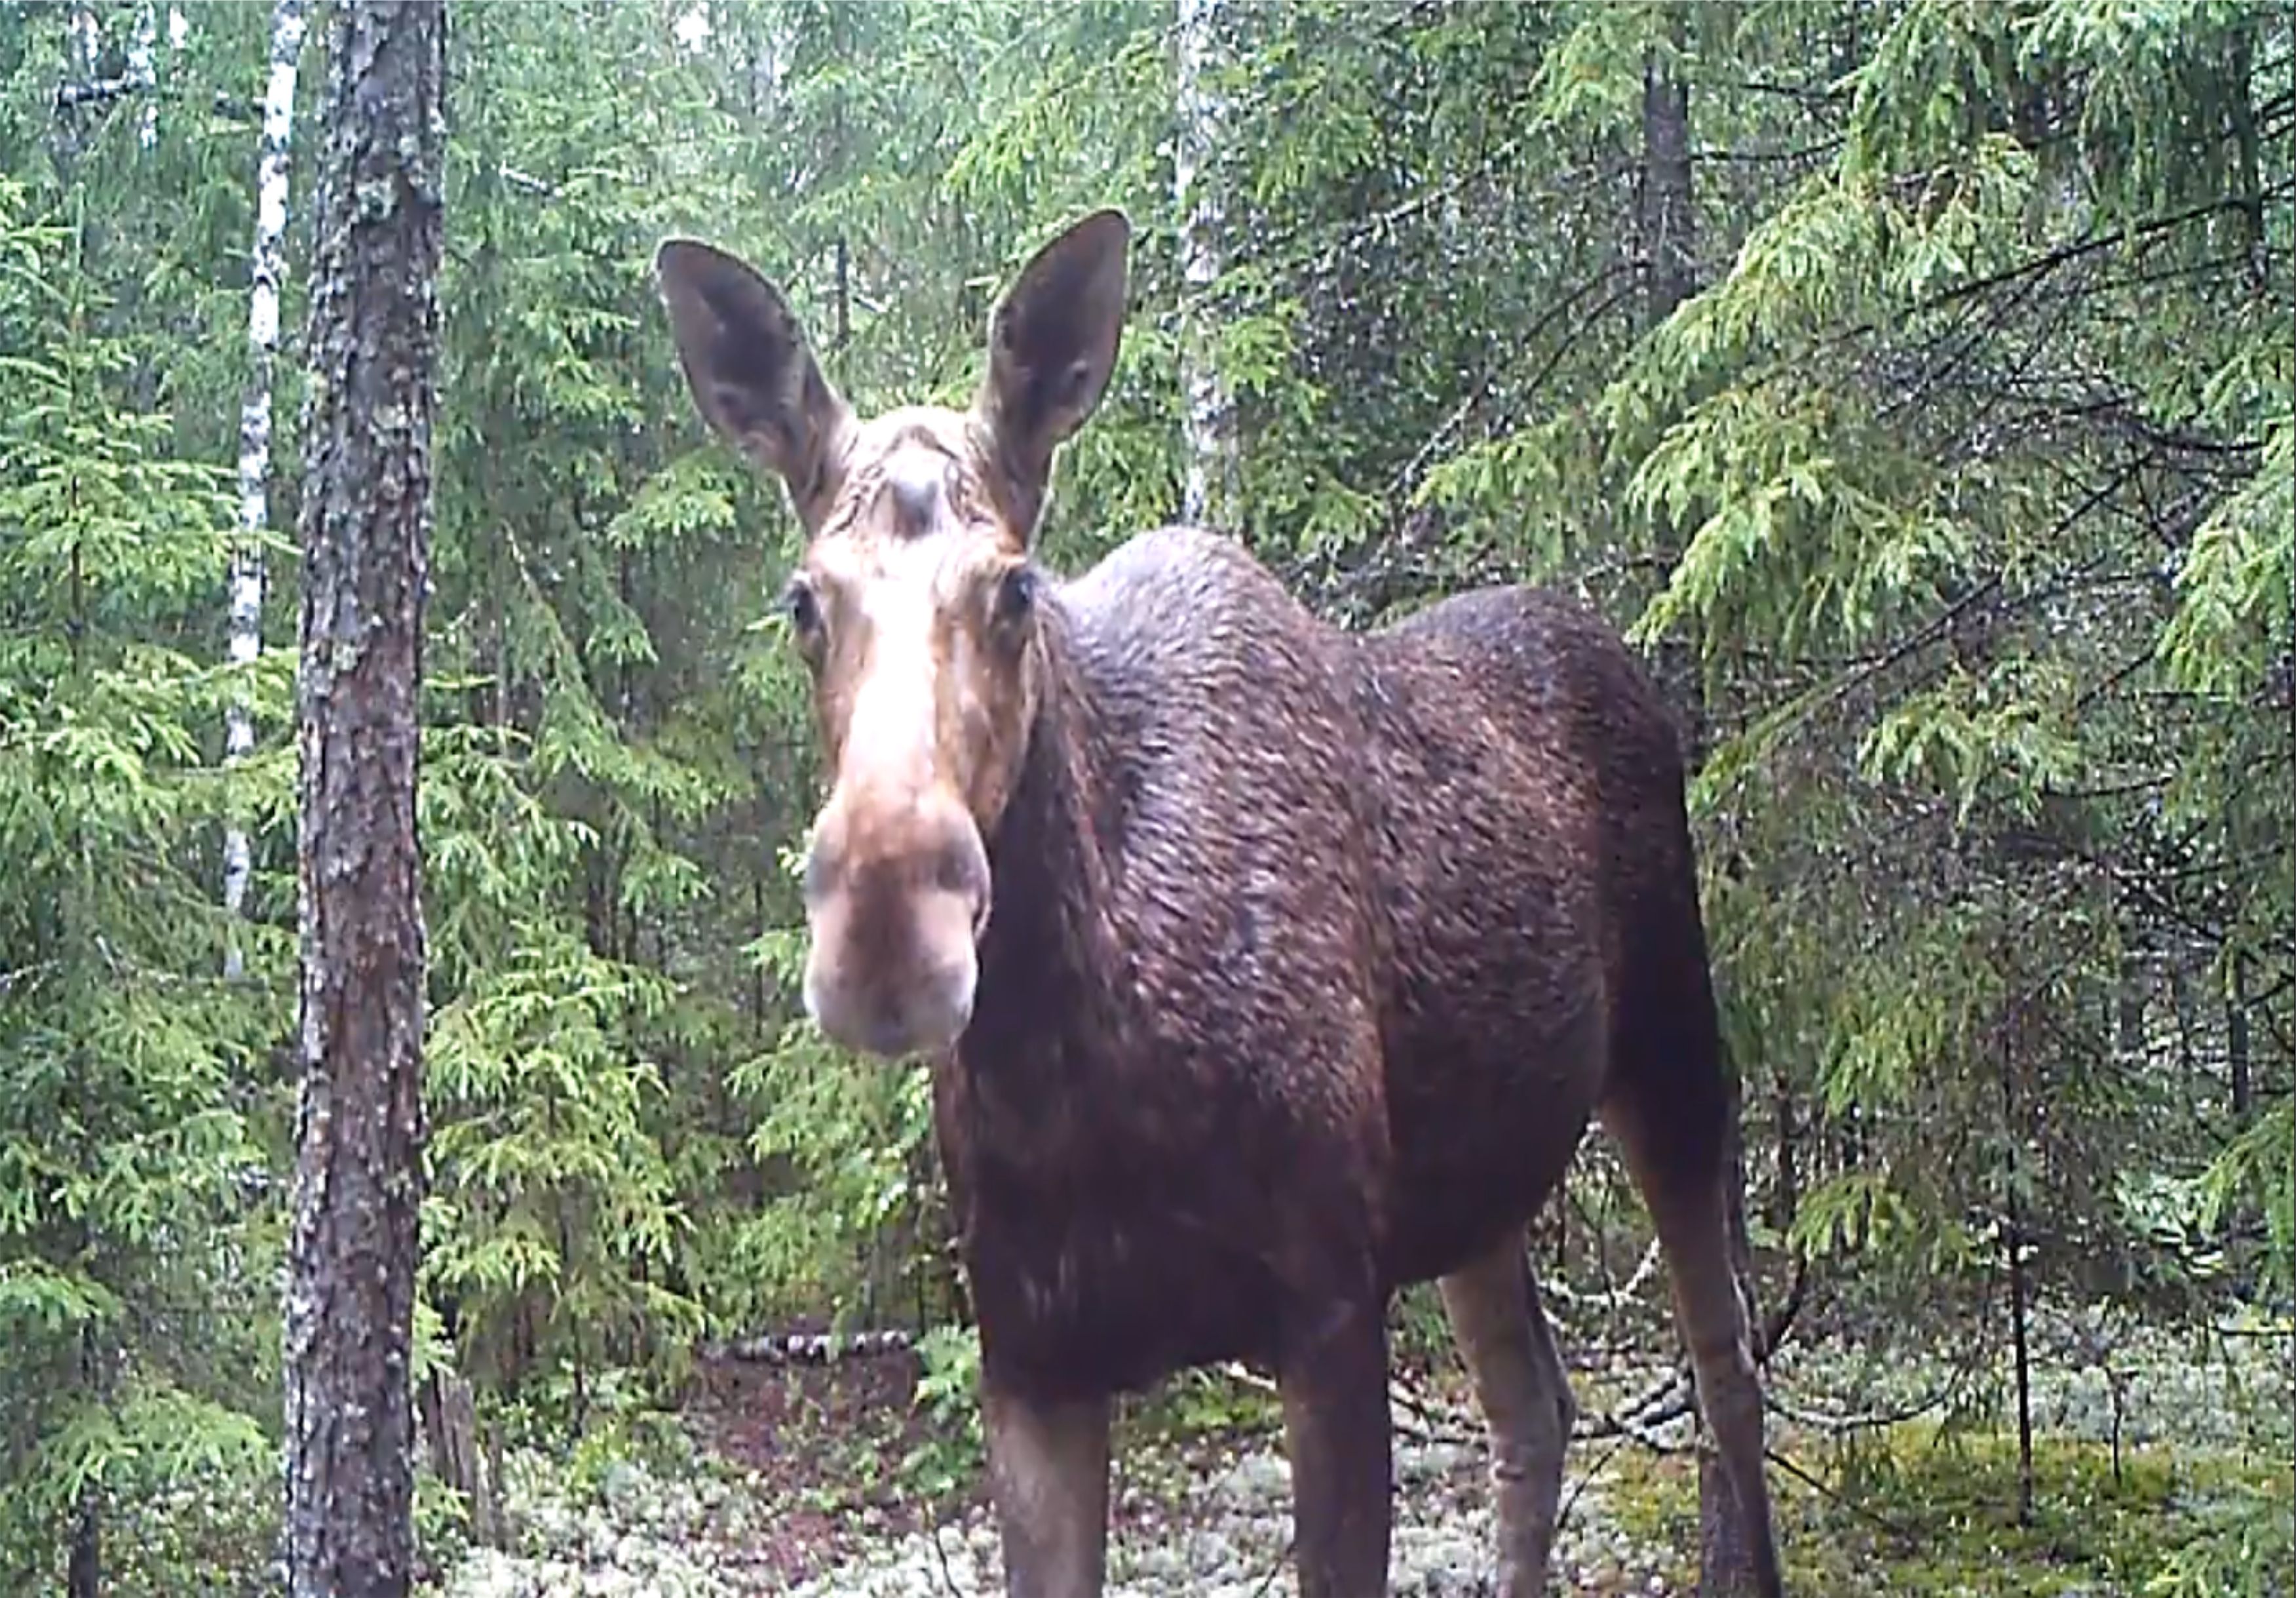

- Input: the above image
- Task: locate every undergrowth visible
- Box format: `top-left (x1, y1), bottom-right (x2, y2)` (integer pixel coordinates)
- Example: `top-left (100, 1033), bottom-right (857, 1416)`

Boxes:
top-left (1607, 1422), bottom-right (2293, 1597)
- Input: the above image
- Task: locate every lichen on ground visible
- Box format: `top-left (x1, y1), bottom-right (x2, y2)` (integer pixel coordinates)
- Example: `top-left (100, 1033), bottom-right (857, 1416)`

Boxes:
top-left (425, 1319), bottom-right (2291, 1598)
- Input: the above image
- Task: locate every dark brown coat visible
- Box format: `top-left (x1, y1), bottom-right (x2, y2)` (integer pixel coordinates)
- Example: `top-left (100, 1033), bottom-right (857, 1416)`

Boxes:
top-left (657, 208), bottom-right (1782, 1598)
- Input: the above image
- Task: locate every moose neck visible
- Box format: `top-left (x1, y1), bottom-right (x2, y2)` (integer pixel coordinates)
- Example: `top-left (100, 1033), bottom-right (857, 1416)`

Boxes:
top-left (959, 592), bottom-right (1131, 1095)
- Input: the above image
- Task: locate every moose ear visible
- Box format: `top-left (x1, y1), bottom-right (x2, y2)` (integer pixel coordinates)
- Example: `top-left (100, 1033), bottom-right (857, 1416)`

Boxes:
top-left (976, 209), bottom-right (1130, 536)
top-left (655, 238), bottom-right (852, 517)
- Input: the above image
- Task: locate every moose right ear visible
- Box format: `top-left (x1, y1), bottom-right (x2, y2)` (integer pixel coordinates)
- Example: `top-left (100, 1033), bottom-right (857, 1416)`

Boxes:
top-left (655, 239), bottom-right (853, 516)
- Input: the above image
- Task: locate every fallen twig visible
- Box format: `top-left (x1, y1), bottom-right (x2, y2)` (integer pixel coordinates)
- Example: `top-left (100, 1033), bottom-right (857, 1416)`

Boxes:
top-left (930, 1517), bottom-right (966, 1597)
top-left (1557, 1433), bottom-right (1632, 1534)
top-left (1247, 1533), bottom-right (1296, 1597)
top-left (1765, 1446), bottom-right (1921, 1549)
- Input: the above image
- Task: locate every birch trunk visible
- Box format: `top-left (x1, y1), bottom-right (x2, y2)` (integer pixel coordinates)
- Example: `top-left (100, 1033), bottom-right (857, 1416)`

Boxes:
top-left (1175, 0), bottom-right (1236, 527)
top-left (57, 7), bottom-right (100, 168)
top-left (223, 0), bottom-right (307, 979)
top-left (128, 4), bottom-right (157, 147)
top-left (284, 1), bottom-right (443, 1591)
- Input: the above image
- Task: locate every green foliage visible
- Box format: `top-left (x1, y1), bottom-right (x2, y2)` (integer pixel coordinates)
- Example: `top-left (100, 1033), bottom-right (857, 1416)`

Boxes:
top-left (0, 168), bottom-right (290, 1591)
top-left (1, 0), bottom-right (2290, 1583)
top-left (901, 1322), bottom-right (985, 1498)
top-left (1613, 1418), bottom-right (2293, 1597)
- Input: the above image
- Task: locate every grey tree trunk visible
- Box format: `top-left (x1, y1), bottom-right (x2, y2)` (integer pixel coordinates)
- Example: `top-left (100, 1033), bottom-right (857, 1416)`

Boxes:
top-left (2117, 943), bottom-right (2148, 1070)
top-left (418, 1371), bottom-right (502, 1548)
top-left (282, 2), bottom-right (444, 1594)
top-left (223, 0), bottom-right (308, 977)
top-left (2229, 964), bottom-right (2252, 1122)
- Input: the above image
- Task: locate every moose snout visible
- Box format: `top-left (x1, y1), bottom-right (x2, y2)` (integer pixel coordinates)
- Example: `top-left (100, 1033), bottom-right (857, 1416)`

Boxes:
top-left (799, 792), bottom-right (992, 1059)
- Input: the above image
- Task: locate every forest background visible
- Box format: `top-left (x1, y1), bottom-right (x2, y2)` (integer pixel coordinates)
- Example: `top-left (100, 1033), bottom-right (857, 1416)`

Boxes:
top-left (1, 0), bottom-right (2289, 1593)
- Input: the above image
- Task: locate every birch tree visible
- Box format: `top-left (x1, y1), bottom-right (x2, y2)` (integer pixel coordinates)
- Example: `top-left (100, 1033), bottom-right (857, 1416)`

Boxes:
top-left (283, 0), bottom-right (444, 1591)
top-left (223, 0), bottom-right (308, 979)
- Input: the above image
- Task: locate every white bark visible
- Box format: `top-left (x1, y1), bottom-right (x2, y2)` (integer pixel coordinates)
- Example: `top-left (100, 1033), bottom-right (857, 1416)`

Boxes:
top-left (223, 0), bottom-right (307, 977)
top-left (129, 5), bottom-right (157, 147)
top-left (1175, 0), bottom-right (1236, 528)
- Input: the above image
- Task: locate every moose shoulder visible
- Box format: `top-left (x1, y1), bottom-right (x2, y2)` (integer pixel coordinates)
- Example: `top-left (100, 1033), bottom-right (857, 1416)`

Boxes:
top-left (656, 210), bottom-right (1785, 1598)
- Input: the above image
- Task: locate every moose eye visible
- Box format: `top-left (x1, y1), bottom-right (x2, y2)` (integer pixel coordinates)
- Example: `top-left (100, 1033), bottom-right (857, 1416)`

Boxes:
top-left (780, 575), bottom-right (824, 646)
top-left (991, 564), bottom-right (1036, 632)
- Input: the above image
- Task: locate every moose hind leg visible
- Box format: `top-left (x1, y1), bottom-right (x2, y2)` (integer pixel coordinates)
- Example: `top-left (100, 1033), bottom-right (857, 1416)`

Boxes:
top-left (1440, 1230), bottom-right (1576, 1598)
top-left (981, 1382), bottom-right (1111, 1598)
top-left (1279, 1293), bottom-right (1394, 1598)
top-left (1607, 1099), bottom-right (1786, 1598)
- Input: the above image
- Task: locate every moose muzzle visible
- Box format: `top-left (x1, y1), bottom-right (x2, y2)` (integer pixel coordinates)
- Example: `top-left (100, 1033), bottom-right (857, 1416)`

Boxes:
top-left (799, 783), bottom-right (991, 1059)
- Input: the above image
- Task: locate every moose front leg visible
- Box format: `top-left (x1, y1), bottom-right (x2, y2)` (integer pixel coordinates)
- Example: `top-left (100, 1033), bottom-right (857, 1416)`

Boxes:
top-left (982, 1382), bottom-right (1111, 1598)
top-left (1278, 1295), bottom-right (1394, 1598)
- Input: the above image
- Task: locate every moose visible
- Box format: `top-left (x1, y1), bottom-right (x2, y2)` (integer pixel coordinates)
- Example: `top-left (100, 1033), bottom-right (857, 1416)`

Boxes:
top-left (655, 210), bottom-right (1784, 1597)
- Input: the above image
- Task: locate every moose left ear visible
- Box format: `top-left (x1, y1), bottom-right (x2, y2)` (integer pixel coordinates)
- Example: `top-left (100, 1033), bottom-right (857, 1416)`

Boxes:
top-left (975, 209), bottom-right (1131, 537)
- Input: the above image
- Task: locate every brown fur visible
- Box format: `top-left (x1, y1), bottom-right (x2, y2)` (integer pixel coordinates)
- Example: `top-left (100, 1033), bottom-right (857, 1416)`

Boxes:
top-left (657, 212), bottom-right (1784, 1598)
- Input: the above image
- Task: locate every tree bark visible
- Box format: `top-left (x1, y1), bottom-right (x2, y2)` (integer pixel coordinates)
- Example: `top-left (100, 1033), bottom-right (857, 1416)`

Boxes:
top-left (2000, 1021), bottom-right (2035, 1526)
top-left (67, 1477), bottom-right (98, 1598)
top-left (418, 1371), bottom-right (501, 1548)
top-left (1767, 1077), bottom-right (1799, 1238)
top-left (283, 3), bottom-right (444, 1595)
top-left (2116, 940), bottom-right (2147, 1069)
top-left (223, 0), bottom-right (307, 978)
top-left (1640, 28), bottom-right (1695, 332)
top-left (2229, 962), bottom-right (2252, 1123)
top-left (68, 1325), bottom-right (104, 1596)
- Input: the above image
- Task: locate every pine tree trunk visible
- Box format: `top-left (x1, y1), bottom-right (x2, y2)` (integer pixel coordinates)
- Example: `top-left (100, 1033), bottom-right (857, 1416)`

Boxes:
top-left (1999, 1025), bottom-right (2035, 1525)
top-left (2116, 941), bottom-right (2147, 1068)
top-left (223, 0), bottom-right (307, 978)
top-left (1640, 12), bottom-right (1702, 758)
top-left (2229, 963), bottom-right (2252, 1123)
top-left (1641, 33), bottom-right (1695, 333)
top-left (67, 1477), bottom-right (98, 1598)
top-left (1175, 0), bottom-right (1236, 527)
top-left (68, 1327), bottom-right (104, 1596)
top-left (283, 3), bottom-right (444, 1594)
top-left (1768, 1078), bottom-right (1799, 1237)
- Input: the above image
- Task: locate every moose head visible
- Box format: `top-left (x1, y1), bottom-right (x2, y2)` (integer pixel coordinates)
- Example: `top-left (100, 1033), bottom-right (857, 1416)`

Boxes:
top-left (656, 212), bottom-right (1131, 1058)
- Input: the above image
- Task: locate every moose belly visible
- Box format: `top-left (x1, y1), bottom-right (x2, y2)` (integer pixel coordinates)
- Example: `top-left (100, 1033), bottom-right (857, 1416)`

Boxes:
top-left (954, 1175), bottom-right (1297, 1401)
top-left (1379, 988), bottom-right (1609, 1285)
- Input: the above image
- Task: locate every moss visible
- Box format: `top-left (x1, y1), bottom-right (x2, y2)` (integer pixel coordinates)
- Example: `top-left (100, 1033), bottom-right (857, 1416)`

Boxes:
top-left (1601, 1423), bottom-right (2291, 1597)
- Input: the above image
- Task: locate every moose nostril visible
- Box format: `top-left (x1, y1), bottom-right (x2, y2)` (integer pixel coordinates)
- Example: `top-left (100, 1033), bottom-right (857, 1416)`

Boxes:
top-left (932, 825), bottom-right (990, 907)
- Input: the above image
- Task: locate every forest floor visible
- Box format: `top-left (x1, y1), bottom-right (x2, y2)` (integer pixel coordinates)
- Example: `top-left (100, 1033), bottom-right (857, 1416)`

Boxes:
top-left (429, 1314), bottom-right (2293, 1598)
